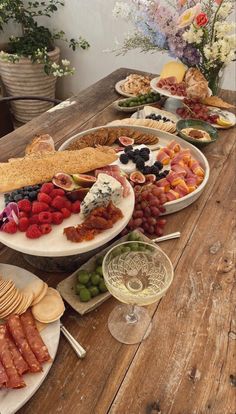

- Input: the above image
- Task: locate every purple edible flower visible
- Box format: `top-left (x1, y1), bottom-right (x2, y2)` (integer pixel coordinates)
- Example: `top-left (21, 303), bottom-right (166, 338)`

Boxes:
top-left (0, 202), bottom-right (19, 230)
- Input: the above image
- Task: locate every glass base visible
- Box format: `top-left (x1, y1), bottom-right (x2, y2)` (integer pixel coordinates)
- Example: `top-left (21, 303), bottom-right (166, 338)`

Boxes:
top-left (108, 304), bottom-right (152, 344)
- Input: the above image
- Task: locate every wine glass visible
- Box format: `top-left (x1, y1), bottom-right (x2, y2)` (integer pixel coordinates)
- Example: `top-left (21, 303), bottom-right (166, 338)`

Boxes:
top-left (102, 241), bottom-right (173, 344)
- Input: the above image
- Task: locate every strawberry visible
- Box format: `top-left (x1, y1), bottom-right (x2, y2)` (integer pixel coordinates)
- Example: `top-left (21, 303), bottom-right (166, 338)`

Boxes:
top-left (18, 217), bottom-right (30, 232)
top-left (61, 208), bottom-right (71, 219)
top-left (26, 224), bottom-right (42, 239)
top-left (17, 199), bottom-right (31, 213)
top-left (40, 182), bottom-right (54, 194)
top-left (32, 201), bottom-right (49, 214)
top-left (51, 211), bottom-right (64, 225)
top-left (38, 212), bottom-right (52, 224)
top-left (40, 224), bottom-right (52, 235)
top-left (3, 221), bottom-right (18, 234)
top-left (37, 192), bottom-right (52, 205)
top-left (51, 196), bottom-right (66, 210)
top-left (71, 200), bottom-right (81, 214)
top-left (50, 188), bottom-right (65, 198)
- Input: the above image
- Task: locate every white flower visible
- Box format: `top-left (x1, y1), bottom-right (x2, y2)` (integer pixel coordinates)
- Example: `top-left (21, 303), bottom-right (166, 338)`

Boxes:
top-left (51, 62), bottom-right (59, 69)
top-left (183, 25), bottom-right (204, 44)
top-left (61, 59), bottom-right (70, 66)
top-left (214, 22), bottom-right (235, 38)
top-left (218, 2), bottom-right (233, 19)
top-left (113, 2), bottom-right (131, 19)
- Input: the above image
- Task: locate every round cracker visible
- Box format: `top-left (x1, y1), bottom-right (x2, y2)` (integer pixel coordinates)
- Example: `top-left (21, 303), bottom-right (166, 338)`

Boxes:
top-left (34, 311), bottom-right (65, 324)
top-left (35, 320), bottom-right (48, 332)
top-left (0, 292), bottom-right (23, 318)
top-left (14, 291), bottom-right (34, 315)
top-left (0, 280), bottom-right (15, 298)
top-left (45, 287), bottom-right (61, 298)
top-left (21, 279), bottom-right (45, 301)
top-left (0, 288), bottom-right (19, 310)
top-left (32, 293), bottom-right (65, 323)
top-left (31, 282), bottom-right (48, 306)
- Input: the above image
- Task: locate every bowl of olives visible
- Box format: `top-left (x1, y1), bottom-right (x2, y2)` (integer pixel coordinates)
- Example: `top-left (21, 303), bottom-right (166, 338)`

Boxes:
top-left (113, 92), bottom-right (161, 113)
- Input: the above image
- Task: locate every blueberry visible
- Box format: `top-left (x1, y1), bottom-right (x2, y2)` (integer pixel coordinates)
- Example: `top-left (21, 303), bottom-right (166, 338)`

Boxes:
top-left (154, 161), bottom-right (163, 170)
top-left (120, 153), bottom-right (129, 164)
top-left (29, 191), bottom-right (38, 200)
top-left (14, 194), bottom-right (23, 202)
top-left (25, 185), bottom-right (33, 191)
top-left (8, 196), bottom-right (14, 202)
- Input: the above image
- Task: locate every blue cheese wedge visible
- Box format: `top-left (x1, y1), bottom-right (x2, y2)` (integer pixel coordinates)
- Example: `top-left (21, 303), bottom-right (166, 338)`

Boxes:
top-left (81, 173), bottom-right (123, 216)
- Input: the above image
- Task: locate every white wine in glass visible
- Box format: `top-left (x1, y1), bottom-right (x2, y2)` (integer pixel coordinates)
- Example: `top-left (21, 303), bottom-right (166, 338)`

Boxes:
top-left (102, 241), bottom-right (173, 344)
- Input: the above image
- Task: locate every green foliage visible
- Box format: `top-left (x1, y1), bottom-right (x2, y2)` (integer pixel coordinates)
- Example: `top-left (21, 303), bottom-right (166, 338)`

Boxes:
top-left (0, 0), bottom-right (90, 76)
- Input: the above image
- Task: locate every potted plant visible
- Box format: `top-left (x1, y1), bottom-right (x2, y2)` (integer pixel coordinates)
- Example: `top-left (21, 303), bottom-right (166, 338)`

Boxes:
top-left (0, 0), bottom-right (90, 123)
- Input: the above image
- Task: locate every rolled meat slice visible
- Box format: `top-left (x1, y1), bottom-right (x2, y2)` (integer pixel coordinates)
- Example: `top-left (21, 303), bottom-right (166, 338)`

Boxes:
top-left (7, 314), bottom-right (42, 373)
top-left (0, 325), bottom-right (25, 388)
top-left (20, 309), bottom-right (51, 364)
top-left (0, 360), bottom-right (8, 388)
top-left (6, 329), bottom-right (29, 375)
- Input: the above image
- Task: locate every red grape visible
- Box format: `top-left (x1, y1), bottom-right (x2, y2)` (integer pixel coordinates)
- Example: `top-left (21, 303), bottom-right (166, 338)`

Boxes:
top-left (133, 218), bottom-right (143, 227)
top-left (133, 210), bottom-right (144, 219)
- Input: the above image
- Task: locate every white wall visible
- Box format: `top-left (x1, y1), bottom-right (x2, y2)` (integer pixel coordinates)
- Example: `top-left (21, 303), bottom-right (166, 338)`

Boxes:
top-left (2, 0), bottom-right (236, 98)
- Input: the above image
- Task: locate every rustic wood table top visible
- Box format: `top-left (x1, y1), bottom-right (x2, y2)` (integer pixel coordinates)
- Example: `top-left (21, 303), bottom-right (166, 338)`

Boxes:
top-left (0, 68), bottom-right (235, 414)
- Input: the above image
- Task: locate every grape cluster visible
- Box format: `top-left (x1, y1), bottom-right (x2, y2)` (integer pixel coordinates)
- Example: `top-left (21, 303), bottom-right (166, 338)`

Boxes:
top-left (127, 184), bottom-right (167, 237)
top-left (177, 99), bottom-right (219, 124)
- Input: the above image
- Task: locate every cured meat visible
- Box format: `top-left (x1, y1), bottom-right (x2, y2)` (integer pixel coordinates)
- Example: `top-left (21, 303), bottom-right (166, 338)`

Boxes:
top-left (6, 329), bottom-right (29, 375)
top-left (95, 166), bottom-right (130, 197)
top-left (7, 314), bottom-right (42, 373)
top-left (0, 360), bottom-right (8, 388)
top-left (0, 325), bottom-right (25, 388)
top-left (20, 309), bottom-right (51, 364)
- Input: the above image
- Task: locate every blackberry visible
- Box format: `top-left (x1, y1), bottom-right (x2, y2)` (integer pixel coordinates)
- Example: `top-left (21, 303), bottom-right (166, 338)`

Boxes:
top-left (162, 170), bottom-right (169, 177)
top-left (141, 153), bottom-right (149, 161)
top-left (120, 153), bottom-right (129, 164)
top-left (142, 166), bottom-right (151, 175)
top-left (154, 161), bottom-right (163, 170)
top-left (127, 151), bottom-right (134, 160)
top-left (150, 166), bottom-right (160, 176)
top-left (136, 159), bottom-right (145, 170)
top-left (158, 173), bottom-right (166, 179)
top-left (124, 145), bottom-right (133, 153)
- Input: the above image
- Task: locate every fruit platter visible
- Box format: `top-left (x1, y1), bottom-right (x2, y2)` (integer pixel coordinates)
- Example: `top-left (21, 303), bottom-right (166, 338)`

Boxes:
top-left (0, 263), bottom-right (62, 413)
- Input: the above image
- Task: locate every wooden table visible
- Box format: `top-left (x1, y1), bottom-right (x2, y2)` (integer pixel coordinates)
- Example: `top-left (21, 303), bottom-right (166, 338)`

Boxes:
top-left (0, 68), bottom-right (235, 414)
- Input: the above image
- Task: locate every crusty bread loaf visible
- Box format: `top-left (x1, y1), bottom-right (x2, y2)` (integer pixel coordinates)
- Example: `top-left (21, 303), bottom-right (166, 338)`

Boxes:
top-left (25, 134), bottom-right (55, 155)
top-left (0, 147), bottom-right (117, 192)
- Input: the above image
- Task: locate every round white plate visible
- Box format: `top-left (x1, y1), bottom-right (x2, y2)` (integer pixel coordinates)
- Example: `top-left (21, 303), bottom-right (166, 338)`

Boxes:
top-left (151, 77), bottom-right (212, 101)
top-left (131, 108), bottom-right (179, 124)
top-left (115, 79), bottom-right (139, 97)
top-left (59, 125), bottom-right (210, 216)
top-left (0, 183), bottom-right (134, 257)
top-left (0, 263), bottom-right (60, 414)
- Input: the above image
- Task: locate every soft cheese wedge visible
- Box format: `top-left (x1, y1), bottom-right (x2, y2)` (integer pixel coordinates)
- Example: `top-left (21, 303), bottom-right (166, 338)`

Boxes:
top-left (160, 61), bottom-right (186, 83)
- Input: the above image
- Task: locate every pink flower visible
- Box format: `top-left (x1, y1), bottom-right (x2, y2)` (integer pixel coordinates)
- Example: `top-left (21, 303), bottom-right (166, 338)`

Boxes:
top-left (178, 0), bottom-right (187, 6)
top-left (214, 0), bottom-right (223, 4)
top-left (195, 12), bottom-right (209, 27)
top-left (178, 3), bottom-right (201, 28)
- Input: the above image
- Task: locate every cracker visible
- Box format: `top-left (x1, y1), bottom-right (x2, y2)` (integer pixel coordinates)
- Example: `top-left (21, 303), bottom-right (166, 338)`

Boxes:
top-left (21, 279), bottom-right (45, 301)
top-left (31, 282), bottom-right (48, 306)
top-left (32, 291), bottom-right (65, 323)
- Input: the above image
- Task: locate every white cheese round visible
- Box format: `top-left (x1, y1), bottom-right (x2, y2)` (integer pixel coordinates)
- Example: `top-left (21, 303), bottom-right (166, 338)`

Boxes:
top-left (111, 145), bottom-right (154, 174)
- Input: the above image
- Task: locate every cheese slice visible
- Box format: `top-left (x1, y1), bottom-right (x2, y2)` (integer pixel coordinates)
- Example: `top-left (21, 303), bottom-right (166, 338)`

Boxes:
top-left (160, 61), bottom-right (186, 83)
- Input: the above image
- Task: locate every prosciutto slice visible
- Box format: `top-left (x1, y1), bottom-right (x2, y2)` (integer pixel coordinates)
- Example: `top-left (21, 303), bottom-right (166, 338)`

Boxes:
top-left (6, 329), bottom-right (29, 375)
top-left (0, 325), bottom-right (25, 388)
top-left (7, 314), bottom-right (42, 373)
top-left (20, 309), bottom-right (51, 364)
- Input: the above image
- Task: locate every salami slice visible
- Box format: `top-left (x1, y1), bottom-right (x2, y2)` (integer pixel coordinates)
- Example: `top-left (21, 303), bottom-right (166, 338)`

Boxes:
top-left (7, 314), bottom-right (42, 373)
top-left (0, 360), bottom-right (8, 388)
top-left (6, 329), bottom-right (29, 375)
top-left (20, 309), bottom-right (51, 363)
top-left (0, 325), bottom-right (25, 388)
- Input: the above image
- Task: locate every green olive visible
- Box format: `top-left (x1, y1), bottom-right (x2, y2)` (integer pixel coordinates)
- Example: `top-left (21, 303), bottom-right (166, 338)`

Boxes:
top-left (129, 242), bottom-right (139, 251)
top-left (79, 288), bottom-right (91, 302)
top-left (99, 280), bottom-right (108, 293)
top-left (91, 273), bottom-right (101, 286)
top-left (75, 283), bottom-right (86, 295)
top-left (77, 270), bottom-right (90, 285)
top-left (89, 286), bottom-right (100, 297)
top-left (95, 265), bottom-right (103, 277)
top-left (96, 256), bottom-right (104, 266)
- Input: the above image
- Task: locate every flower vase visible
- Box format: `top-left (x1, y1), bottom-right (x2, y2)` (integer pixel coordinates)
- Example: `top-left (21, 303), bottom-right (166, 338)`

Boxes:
top-left (203, 66), bottom-right (225, 96)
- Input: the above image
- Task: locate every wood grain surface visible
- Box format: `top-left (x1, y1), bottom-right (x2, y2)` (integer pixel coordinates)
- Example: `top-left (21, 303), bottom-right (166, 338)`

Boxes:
top-left (0, 69), bottom-right (235, 414)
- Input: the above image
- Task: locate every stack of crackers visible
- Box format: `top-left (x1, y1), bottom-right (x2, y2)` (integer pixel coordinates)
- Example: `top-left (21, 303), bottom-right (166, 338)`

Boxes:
top-left (0, 276), bottom-right (65, 325)
top-left (108, 118), bottom-right (176, 134)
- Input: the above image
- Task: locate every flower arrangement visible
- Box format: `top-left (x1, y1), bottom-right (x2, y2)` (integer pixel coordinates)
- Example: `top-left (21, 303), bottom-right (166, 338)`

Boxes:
top-left (0, 0), bottom-right (90, 77)
top-left (113, 0), bottom-right (236, 94)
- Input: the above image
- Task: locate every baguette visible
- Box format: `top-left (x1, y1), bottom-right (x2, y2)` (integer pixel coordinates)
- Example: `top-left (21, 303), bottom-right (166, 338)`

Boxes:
top-left (0, 147), bottom-right (117, 192)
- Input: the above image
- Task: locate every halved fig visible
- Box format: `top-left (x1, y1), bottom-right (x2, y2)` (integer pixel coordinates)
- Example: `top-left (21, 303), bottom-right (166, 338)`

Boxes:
top-left (130, 171), bottom-right (145, 184)
top-left (66, 188), bottom-right (90, 202)
top-left (118, 136), bottom-right (134, 146)
top-left (53, 173), bottom-right (76, 191)
top-left (145, 174), bottom-right (156, 183)
top-left (72, 174), bottom-right (96, 187)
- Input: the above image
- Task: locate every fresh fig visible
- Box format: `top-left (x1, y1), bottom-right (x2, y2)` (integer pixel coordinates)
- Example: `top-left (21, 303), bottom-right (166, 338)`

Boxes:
top-left (145, 174), bottom-right (156, 183)
top-left (53, 173), bottom-right (76, 191)
top-left (67, 188), bottom-right (90, 202)
top-left (118, 136), bottom-right (134, 146)
top-left (72, 174), bottom-right (96, 187)
top-left (129, 171), bottom-right (145, 184)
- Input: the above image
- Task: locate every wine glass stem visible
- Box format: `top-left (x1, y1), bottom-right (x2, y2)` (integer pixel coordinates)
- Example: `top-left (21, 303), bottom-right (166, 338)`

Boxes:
top-left (126, 305), bottom-right (138, 324)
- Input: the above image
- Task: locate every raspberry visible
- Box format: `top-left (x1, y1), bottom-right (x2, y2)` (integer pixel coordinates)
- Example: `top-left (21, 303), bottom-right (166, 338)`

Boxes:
top-left (17, 199), bottom-right (31, 213)
top-left (40, 224), bottom-right (52, 235)
top-left (64, 199), bottom-right (72, 211)
top-left (19, 211), bottom-right (28, 218)
top-left (3, 221), bottom-right (18, 234)
top-left (32, 201), bottom-right (49, 214)
top-left (37, 192), bottom-right (52, 205)
top-left (51, 211), bottom-right (64, 225)
top-left (51, 196), bottom-right (66, 210)
top-left (61, 208), bottom-right (71, 219)
top-left (18, 217), bottom-right (30, 232)
top-left (26, 224), bottom-right (42, 239)
top-left (50, 188), bottom-right (65, 198)
top-left (40, 183), bottom-right (54, 194)
top-left (29, 214), bottom-right (40, 225)
top-left (38, 211), bottom-right (52, 224)
top-left (71, 200), bottom-right (81, 214)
